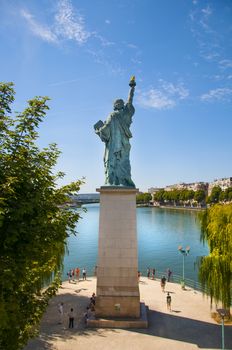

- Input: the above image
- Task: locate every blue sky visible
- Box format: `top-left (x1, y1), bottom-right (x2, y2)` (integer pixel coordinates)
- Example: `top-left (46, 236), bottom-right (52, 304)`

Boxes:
top-left (1, 0), bottom-right (232, 193)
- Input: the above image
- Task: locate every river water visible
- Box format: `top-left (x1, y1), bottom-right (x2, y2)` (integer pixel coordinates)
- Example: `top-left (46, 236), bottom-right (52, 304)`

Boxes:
top-left (63, 204), bottom-right (209, 282)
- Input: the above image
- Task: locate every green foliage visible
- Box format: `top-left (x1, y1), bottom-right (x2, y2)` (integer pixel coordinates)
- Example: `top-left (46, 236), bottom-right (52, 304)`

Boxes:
top-left (207, 186), bottom-right (232, 204)
top-left (153, 188), bottom-right (205, 206)
top-left (207, 186), bottom-right (222, 204)
top-left (0, 82), bottom-right (84, 349)
top-left (199, 204), bottom-right (232, 312)
top-left (136, 192), bottom-right (152, 204)
top-left (194, 190), bottom-right (206, 203)
top-left (153, 189), bottom-right (165, 203)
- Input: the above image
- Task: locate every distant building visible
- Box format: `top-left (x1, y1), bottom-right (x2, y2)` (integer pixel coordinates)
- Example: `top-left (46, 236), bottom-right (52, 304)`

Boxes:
top-left (148, 187), bottom-right (164, 194)
top-left (165, 182), bottom-right (208, 193)
top-left (208, 177), bottom-right (232, 195)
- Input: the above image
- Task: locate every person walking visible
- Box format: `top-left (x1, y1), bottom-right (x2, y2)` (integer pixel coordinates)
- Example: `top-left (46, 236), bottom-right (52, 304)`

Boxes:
top-left (161, 276), bottom-right (166, 292)
top-left (167, 268), bottom-right (172, 282)
top-left (166, 292), bottom-right (172, 311)
top-left (68, 308), bottom-right (75, 329)
top-left (82, 267), bottom-right (87, 280)
top-left (58, 302), bottom-right (64, 324)
top-left (152, 268), bottom-right (155, 280)
top-left (71, 269), bottom-right (75, 282)
top-left (147, 267), bottom-right (150, 279)
top-left (67, 270), bottom-right (71, 283)
top-left (75, 267), bottom-right (80, 281)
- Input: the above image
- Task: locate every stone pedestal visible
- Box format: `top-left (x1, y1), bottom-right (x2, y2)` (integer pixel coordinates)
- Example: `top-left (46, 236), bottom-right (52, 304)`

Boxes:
top-left (95, 187), bottom-right (140, 318)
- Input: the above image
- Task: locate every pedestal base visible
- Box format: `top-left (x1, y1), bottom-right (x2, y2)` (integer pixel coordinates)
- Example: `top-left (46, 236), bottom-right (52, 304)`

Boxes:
top-left (87, 302), bottom-right (148, 329)
top-left (96, 187), bottom-right (140, 318)
top-left (95, 295), bottom-right (140, 318)
top-left (95, 186), bottom-right (140, 318)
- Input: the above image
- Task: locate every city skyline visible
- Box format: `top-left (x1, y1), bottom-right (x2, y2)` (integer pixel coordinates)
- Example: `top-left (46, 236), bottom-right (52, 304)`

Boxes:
top-left (1, 0), bottom-right (232, 193)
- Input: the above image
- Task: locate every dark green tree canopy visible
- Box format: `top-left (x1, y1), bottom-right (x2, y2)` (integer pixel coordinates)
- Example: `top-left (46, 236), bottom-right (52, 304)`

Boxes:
top-left (0, 82), bottom-right (83, 349)
top-left (207, 186), bottom-right (222, 204)
top-left (153, 188), bottom-right (206, 206)
top-left (136, 192), bottom-right (152, 204)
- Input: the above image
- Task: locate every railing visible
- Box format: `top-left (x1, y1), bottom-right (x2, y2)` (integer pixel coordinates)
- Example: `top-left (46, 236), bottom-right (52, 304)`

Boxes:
top-left (139, 270), bottom-right (206, 293)
top-left (66, 267), bottom-right (206, 294)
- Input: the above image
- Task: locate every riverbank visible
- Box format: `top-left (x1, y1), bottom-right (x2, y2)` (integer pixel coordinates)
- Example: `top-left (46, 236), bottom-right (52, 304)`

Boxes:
top-left (155, 205), bottom-right (205, 211)
top-left (24, 277), bottom-right (232, 350)
top-left (136, 204), bottom-right (205, 211)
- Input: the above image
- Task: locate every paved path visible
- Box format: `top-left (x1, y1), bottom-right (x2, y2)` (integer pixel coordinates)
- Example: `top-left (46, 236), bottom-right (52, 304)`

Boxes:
top-left (24, 277), bottom-right (232, 350)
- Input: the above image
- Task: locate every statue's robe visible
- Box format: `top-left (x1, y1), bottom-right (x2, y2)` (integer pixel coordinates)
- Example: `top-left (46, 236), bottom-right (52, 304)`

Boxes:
top-left (97, 103), bottom-right (135, 187)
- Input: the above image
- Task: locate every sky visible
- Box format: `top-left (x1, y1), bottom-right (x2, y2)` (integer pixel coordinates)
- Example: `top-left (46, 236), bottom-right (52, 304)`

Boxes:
top-left (1, 0), bottom-right (232, 193)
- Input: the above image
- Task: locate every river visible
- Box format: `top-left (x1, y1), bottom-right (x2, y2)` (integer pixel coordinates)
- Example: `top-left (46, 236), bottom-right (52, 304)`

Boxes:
top-left (63, 204), bottom-right (209, 282)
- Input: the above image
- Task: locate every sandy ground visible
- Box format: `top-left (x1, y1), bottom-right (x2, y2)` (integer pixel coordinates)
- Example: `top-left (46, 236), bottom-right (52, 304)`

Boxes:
top-left (24, 277), bottom-right (232, 350)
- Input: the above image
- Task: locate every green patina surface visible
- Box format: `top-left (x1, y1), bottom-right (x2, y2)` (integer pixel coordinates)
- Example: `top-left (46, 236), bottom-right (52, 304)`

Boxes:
top-left (94, 77), bottom-right (136, 187)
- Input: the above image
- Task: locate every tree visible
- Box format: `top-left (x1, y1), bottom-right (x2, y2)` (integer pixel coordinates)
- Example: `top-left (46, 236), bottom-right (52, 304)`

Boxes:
top-left (136, 192), bottom-right (152, 204)
top-left (199, 204), bottom-right (232, 315)
top-left (0, 82), bottom-right (84, 349)
top-left (194, 190), bottom-right (206, 204)
top-left (207, 186), bottom-right (222, 204)
top-left (224, 187), bottom-right (232, 202)
top-left (153, 189), bottom-right (165, 204)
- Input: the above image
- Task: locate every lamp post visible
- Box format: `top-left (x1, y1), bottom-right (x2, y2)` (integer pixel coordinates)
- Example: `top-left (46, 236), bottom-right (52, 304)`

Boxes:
top-left (178, 245), bottom-right (190, 289)
top-left (217, 308), bottom-right (227, 350)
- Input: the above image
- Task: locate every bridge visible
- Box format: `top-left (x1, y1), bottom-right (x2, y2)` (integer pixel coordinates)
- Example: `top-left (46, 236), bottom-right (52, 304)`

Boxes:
top-left (69, 193), bottom-right (100, 205)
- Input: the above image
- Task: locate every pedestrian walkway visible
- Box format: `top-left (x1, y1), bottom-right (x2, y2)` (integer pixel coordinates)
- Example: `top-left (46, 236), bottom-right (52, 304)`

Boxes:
top-left (24, 277), bottom-right (232, 350)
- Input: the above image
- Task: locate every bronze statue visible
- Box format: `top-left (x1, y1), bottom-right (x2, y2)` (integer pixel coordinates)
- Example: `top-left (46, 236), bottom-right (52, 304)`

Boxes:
top-left (94, 77), bottom-right (136, 187)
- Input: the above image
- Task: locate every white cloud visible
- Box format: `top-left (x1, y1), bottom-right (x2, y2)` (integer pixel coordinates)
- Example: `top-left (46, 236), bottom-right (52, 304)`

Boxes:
top-left (219, 59), bottom-right (232, 69)
top-left (20, 0), bottom-right (90, 45)
top-left (137, 80), bottom-right (189, 110)
top-left (201, 52), bottom-right (220, 61)
top-left (105, 19), bottom-right (111, 25)
top-left (93, 33), bottom-right (114, 47)
top-left (48, 79), bottom-right (79, 87)
top-left (137, 89), bottom-right (176, 110)
top-left (20, 9), bottom-right (57, 43)
top-left (159, 80), bottom-right (189, 100)
top-left (189, 4), bottom-right (222, 64)
top-left (55, 0), bottom-right (90, 44)
top-left (127, 43), bottom-right (138, 49)
top-left (200, 5), bottom-right (213, 31)
top-left (201, 88), bottom-right (232, 102)
top-left (131, 58), bottom-right (142, 65)
top-left (201, 5), bottom-right (212, 17)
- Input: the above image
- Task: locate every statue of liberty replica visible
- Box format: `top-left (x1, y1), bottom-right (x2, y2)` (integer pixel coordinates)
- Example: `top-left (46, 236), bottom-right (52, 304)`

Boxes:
top-left (94, 76), bottom-right (136, 187)
top-left (90, 77), bottom-right (147, 325)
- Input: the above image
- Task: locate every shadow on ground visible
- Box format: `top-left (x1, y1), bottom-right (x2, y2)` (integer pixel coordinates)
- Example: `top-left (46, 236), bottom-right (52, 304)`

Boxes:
top-left (24, 289), bottom-right (103, 350)
top-left (133, 309), bottom-right (232, 349)
top-left (24, 290), bottom-right (232, 350)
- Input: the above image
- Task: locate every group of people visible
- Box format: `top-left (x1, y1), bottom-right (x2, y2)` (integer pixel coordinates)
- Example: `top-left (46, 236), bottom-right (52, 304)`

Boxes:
top-left (146, 267), bottom-right (156, 279)
top-left (58, 292), bottom-right (96, 329)
top-left (138, 267), bottom-right (173, 283)
top-left (141, 267), bottom-right (173, 312)
top-left (146, 267), bottom-right (172, 282)
top-left (160, 275), bottom-right (172, 311)
top-left (67, 267), bottom-right (87, 282)
top-left (84, 293), bottom-right (96, 324)
top-left (58, 302), bottom-right (75, 329)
